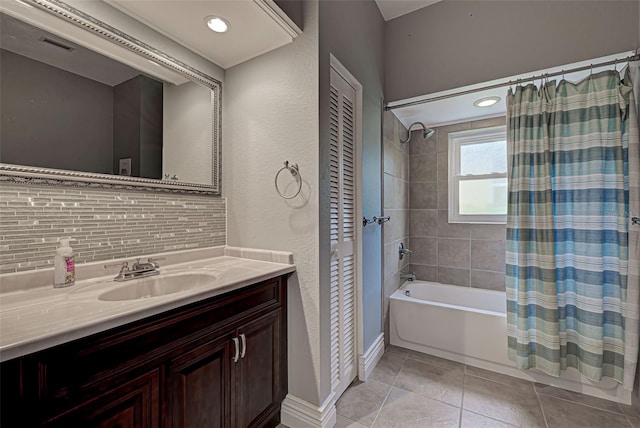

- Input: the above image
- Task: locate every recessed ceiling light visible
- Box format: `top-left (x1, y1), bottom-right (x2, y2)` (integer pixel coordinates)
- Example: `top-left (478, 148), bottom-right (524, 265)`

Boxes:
top-left (473, 96), bottom-right (501, 108)
top-left (204, 16), bottom-right (230, 33)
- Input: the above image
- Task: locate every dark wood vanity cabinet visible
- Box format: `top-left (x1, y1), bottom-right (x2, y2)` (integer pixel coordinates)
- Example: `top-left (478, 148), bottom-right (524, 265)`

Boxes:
top-left (0, 275), bottom-right (288, 428)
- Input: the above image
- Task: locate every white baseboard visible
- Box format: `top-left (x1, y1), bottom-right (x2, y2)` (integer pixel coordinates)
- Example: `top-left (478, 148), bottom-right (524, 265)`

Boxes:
top-left (281, 392), bottom-right (337, 428)
top-left (358, 333), bottom-right (385, 381)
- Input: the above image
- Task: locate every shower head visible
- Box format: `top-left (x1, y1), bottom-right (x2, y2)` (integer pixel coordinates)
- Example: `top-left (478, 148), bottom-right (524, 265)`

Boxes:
top-left (400, 122), bottom-right (435, 144)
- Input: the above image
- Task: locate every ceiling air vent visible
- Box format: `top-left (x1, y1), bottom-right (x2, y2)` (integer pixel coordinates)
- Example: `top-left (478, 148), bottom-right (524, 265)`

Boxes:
top-left (39, 36), bottom-right (74, 52)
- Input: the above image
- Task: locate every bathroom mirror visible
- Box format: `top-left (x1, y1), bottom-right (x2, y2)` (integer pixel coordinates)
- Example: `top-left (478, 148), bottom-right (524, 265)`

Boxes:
top-left (0, 0), bottom-right (221, 194)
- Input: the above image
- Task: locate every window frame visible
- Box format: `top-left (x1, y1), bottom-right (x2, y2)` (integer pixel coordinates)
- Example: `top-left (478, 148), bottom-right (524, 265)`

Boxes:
top-left (448, 125), bottom-right (508, 224)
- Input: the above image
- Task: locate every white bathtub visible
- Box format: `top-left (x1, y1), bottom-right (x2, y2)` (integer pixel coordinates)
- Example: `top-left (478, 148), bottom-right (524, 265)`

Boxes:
top-left (390, 281), bottom-right (631, 404)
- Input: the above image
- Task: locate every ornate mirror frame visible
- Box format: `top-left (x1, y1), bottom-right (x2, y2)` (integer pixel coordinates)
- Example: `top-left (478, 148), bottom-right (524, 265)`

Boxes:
top-left (0, 0), bottom-right (222, 195)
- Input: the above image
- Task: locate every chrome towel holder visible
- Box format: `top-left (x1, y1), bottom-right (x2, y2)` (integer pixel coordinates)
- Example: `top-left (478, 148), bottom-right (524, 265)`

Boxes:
top-left (275, 160), bottom-right (302, 199)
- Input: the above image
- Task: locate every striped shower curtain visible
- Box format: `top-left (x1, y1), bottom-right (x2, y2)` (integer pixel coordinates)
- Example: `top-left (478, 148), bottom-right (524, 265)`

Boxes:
top-left (506, 67), bottom-right (640, 389)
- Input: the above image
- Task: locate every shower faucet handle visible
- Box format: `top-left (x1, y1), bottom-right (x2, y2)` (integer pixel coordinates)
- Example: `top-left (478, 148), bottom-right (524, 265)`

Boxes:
top-left (399, 242), bottom-right (412, 260)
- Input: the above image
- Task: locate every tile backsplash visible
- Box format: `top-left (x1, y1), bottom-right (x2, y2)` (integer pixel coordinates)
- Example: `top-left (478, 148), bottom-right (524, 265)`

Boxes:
top-left (0, 183), bottom-right (226, 273)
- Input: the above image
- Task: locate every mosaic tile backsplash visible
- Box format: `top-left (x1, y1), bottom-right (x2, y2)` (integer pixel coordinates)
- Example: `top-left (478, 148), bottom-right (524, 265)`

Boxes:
top-left (0, 183), bottom-right (226, 273)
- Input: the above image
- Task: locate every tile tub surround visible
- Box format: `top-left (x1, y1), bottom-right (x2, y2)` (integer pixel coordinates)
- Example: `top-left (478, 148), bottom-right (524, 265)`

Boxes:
top-left (408, 116), bottom-right (508, 291)
top-left (0, 183), bottom-right (226, 274)
top-left (334, 346), bottom-right (640, 428)
top-left (382, 111), bottom-right (410, 345)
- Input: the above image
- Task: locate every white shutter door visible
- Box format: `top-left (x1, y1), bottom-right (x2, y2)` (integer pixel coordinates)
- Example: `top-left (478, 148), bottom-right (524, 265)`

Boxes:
top-left (329, 67), bottom-right (357, 399)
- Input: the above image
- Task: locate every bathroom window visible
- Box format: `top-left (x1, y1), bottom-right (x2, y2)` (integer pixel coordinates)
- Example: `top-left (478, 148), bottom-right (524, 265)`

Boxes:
top-left (448, 126), bottom-right (508, 224)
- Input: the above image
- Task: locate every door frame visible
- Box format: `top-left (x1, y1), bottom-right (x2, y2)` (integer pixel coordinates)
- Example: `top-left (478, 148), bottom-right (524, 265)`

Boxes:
top-left (329, 54), bottom-right (364, 369)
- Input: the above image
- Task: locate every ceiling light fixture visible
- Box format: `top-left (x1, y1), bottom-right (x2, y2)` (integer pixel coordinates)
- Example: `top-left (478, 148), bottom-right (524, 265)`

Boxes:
top-left (204, 16), bottom-right (230, 33)
top-left (473, 96), bottom-right (501, 108)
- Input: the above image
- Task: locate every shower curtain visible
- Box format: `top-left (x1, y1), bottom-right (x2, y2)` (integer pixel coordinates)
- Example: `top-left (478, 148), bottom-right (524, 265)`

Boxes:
top-left (505, 65), bottom-right (640, 389)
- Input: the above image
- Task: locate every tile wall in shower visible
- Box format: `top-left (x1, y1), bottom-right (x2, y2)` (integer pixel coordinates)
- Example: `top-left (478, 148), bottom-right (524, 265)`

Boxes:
top-left (408, 116), bottom-right (507, 291)
top-left (382, 111), bottom-right (410, 344)
top-left (0, 183), bottom-right (226, 275)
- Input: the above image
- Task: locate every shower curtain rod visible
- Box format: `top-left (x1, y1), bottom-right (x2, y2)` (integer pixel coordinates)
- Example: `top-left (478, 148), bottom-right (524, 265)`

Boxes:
top-left (385, 53), bottom-right (640, 111)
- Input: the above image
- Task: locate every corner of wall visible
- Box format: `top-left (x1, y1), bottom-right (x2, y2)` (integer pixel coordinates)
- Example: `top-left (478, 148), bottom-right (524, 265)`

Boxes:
top-left (223, 0), bottom-right (322, 407)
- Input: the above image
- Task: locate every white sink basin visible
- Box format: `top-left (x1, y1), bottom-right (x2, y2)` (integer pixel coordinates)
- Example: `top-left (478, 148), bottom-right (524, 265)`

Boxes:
top-left (98, 272), bottom-right (219, 301)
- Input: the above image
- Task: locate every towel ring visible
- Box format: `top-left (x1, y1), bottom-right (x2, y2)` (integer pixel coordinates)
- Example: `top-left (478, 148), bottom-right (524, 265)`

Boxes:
top-left (275, 160), bottom-right (302, 199)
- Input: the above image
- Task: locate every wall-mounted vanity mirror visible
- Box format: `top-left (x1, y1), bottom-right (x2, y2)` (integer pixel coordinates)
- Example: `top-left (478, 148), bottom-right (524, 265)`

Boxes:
top-left (0, 0), bottom-right (221, 194)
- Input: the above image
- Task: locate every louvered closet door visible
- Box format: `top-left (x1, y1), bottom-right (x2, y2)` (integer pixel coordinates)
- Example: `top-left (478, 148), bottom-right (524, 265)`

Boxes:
top-left (329, 67), bottom-right (357, 400)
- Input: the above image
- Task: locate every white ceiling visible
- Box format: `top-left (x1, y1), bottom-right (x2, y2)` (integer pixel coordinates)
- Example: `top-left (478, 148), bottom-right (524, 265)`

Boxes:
top-left (374, 0), bottom-right (441, 21)
top-left (107, 0), bottom-right (300, 69)
top-left (0, 12), bottom-right (141, 86)
top-left (389, 51), bottom-right (634, 130)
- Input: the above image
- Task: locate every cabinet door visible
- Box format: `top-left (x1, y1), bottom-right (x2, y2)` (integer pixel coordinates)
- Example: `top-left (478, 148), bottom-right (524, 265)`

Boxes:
top-left (165, 333), bottom-right (234, 428)
top-left (235, 311), bottom-right (282, 428)
top-left (43, 369), bottom-right (160, 428)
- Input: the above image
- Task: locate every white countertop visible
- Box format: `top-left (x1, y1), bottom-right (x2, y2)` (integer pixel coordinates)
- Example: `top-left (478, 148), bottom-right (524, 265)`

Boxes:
top-left (0, 247), bottom-right (295, 362)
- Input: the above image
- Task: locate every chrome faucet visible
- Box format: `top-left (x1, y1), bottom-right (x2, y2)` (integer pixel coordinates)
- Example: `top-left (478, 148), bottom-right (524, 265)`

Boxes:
top-left (132, 257), bottom-right (164, 273)
top-left (105, 257), bottom-right (165, 282)
top-left (400, 271), bottom-right (416, 282)
top-left (399, 242), bottom-right (413, 260)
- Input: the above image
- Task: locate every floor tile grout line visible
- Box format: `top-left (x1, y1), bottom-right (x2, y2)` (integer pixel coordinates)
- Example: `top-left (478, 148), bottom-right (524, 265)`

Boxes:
top-left (535, 391), bottom-right (629, 417)
top-left (369, 374), bottom-right (397, 427)
top-left (349, 348), bottom-right (634, 428)
top-left (534, 385), bottom-right (551, 428)
top-left (458, 365), bottom-right (467, 428)
top-left (462, 409), bottom-right (520, 427)
top-left (366, 351), bottom-right (406, 428)
top-left (463, 371), bottom-right (527, 388)
top-left (469, 369), bottom-right (628, 418)
top-left (534, 382), bottom-right (631, 417)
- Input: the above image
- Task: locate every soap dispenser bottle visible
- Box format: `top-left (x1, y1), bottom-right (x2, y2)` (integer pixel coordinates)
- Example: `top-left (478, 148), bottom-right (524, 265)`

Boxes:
top-left (54, 238), bottom-right (75, 288)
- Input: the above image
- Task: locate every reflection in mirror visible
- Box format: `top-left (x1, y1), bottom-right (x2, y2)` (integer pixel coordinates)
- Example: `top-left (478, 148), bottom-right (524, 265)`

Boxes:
top-left (0, 10), bottom-right (217, 189)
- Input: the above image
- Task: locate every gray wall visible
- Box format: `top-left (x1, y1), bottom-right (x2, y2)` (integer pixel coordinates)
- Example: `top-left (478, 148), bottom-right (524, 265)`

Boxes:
top-left (113, 75), bottom-right (163, 179)
top-left (319, 0), bottom-right (386, 364)
top-left (139, 76), bottom-right (163, 179)
top-left (385, 0), bottom-right (640, 101)
top-left (224, 0), bottom-right (385, 409)
top-left (0, 49), bottom-right (113, 174)
top-left (224, 0), bottom-right (321, 407)
top-left (407, 117), bottom-right (507, 290)
top-left (113, 77), bottom-right (141, 176)
top-left (382, 111), bottom-right (409, 345)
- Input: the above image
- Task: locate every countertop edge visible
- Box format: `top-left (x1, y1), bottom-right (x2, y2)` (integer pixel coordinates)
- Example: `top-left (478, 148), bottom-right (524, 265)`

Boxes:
top-left (0, 262), bottom-right (295, 363)
top-left (0, 245), bottom-right (295, 294)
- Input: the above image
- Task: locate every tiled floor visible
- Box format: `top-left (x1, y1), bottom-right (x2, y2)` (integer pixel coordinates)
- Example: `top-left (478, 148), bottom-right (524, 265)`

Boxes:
top-left (334, 346), bottom-right (640, 428)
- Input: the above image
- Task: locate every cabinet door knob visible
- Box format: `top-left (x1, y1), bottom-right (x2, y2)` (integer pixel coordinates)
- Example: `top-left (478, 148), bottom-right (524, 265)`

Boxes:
top-left (240, 333), bottom-right (247, 359)
top-left (232, 337), bottom-right (240, 363)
